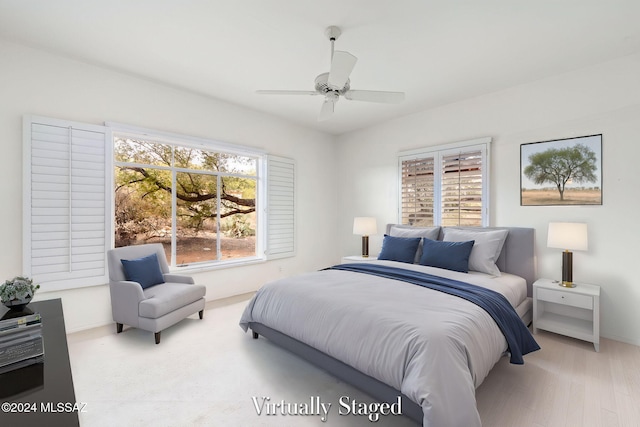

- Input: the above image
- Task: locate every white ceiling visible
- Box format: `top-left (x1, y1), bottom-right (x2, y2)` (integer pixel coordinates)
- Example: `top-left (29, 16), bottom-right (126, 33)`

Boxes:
top-left (1, 1), bottom-right (640, 135)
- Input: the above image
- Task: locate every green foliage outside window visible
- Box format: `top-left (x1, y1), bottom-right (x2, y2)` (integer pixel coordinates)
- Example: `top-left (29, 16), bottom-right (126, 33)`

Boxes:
top-left (114, 137), bottom-right (258, 263)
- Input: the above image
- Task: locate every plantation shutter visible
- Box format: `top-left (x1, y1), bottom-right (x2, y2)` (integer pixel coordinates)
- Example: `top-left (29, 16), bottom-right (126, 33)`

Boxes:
top-left (265, 155), bottom-right (295, 259)
top-left (441, 149), bottom-right (484, 226)
top-left (23, 115), bottom-right (111, 291)
top-left (399, 138), bottom-right (490, 227)
top-left (401, 156), bottom-right (435, 226)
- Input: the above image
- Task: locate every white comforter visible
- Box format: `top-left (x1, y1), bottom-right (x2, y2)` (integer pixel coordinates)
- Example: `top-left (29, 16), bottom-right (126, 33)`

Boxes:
top-left (240, 260), bottom-right (527, 426)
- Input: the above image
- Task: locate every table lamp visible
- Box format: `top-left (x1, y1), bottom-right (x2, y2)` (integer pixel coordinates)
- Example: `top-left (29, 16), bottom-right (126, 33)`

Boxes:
top-left (547, 222), bottom-right (588, 287)
top-left (353, 217), bottom-right (377, 257)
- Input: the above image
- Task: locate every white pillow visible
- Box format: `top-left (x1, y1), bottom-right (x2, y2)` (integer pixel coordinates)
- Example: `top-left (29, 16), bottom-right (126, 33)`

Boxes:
top-left (442, 228), bottom-right (508, 276)
top-left (389, 225), bottom-right (441, 263)
top-left (389, 225), bottom-right (440, 239)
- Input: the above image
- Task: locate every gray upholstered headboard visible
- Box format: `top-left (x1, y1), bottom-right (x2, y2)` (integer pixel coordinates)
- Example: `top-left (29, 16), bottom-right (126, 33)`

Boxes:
top-left (385, 225), bottom-right (536, 296)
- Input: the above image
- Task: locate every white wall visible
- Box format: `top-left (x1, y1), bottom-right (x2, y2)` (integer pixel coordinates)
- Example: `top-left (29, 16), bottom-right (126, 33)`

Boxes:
top-left (0, 40), bottom-right (339, 332)
top-left (4, 38), bottom-right (640, 346)
top-left (336, 53), bottom-right (640, 346)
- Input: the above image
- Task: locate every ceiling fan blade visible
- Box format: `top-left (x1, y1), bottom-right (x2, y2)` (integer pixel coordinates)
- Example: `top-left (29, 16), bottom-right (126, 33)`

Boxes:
top-left (344, 90), bottom-right (405, 104)
top-left (256, 90), bottom-right (318, 96)
top-left (318, 99), bottom-right (335, 121)
top-left (328, 51), bottom-right (357, 89)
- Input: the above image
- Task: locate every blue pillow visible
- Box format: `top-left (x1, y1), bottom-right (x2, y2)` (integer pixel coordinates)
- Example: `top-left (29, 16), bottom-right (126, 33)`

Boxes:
top-left (121, 253), bottom-right (165, 289)
top-left (378, 235), bottom-right (422, 264)
top-left (419, 238), bottom-right (475, 273)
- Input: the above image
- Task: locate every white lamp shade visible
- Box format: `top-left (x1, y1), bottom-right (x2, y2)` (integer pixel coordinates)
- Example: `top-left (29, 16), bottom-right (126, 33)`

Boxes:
top-left (547, 222), bottom-right (588, 251)
top-left (353, 217), bottom-right (377, 236)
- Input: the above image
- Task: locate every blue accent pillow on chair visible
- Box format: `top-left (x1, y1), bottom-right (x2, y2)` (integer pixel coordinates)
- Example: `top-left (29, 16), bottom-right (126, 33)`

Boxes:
top-left (419, 238), bottom-right (475, 273)
top-left (377, 235), bottom-right (422, 264)
top-left (121, 253), bottom-right (165, 289)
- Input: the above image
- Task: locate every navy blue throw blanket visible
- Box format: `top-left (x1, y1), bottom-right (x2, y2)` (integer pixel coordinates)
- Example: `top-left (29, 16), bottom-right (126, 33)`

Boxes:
top-left (328, 263), bottom-right (540, 364)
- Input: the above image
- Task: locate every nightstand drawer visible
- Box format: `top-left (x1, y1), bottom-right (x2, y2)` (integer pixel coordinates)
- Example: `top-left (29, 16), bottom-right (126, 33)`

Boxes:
top-left (537, 288), bottom-right (593, 310)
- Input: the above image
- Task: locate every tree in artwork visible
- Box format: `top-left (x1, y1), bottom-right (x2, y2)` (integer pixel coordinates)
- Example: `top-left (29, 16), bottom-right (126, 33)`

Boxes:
top-left (523, 144), bottom-right (598, 201)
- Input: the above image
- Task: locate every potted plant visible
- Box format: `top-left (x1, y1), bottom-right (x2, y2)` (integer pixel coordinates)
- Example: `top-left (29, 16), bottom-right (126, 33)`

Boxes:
top-left (1, 276), bottom-right (40, 310)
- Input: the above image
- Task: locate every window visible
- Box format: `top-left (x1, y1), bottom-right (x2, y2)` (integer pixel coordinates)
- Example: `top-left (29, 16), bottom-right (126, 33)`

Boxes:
top-left (24, 116), bottom-right (295, 291)
top-left (113, 132), bottom-right (263, 267)
top-left (399, 138), bottom-right (490, 227)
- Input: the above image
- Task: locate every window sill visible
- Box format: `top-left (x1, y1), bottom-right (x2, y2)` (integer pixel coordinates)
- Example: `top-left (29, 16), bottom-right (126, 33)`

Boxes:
top-left (170, 256), bottom-right (266, 274)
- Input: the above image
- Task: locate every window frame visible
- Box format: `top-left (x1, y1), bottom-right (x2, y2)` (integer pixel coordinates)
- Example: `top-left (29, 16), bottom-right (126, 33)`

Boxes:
top-left (398, 137), bottom-right (491, 227)
top-left (108, 122), bottom-right (268, 271)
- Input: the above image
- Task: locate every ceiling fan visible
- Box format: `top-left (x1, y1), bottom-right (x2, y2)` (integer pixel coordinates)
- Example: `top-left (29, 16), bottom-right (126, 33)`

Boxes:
top-left (257, 26), bottom-right (405, 121)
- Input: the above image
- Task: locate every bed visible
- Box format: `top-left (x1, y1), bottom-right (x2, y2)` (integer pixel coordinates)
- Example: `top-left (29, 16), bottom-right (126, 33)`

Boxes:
top-left (240, 225), bottom-right (539, 426)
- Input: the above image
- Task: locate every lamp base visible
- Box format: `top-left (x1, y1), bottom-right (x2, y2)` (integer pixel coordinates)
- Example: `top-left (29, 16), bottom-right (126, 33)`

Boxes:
top-left (561, 250), bottom-right (573, 287)
top-left (361, 236), bottom-right (369, 258)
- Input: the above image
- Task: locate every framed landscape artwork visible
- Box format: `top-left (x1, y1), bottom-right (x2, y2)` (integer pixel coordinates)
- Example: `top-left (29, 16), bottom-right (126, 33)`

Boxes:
top-left (520, 134), bottom-right (602, 206)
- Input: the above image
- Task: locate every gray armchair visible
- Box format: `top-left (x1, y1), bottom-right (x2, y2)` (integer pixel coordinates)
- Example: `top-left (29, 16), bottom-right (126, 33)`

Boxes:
top-left (107, 244), bottom-right (206, 344)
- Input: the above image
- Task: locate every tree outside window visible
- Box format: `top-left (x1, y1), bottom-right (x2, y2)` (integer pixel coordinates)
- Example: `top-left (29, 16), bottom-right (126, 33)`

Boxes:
top-left (114, 137), bottom-right (259, 266)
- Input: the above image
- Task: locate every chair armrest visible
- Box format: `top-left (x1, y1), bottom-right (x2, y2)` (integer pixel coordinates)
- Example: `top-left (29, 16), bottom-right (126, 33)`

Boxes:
top-left (163, 274), bottom-right (195, 284)
top-left (109, 280), bottom-right (146, 327)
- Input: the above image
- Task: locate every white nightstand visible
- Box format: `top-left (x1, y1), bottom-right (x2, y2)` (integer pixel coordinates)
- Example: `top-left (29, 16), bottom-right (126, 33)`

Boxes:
top-left (533, 278), bottom-right (600, 351)
top-left (341, 255), bottom-right (378, 263)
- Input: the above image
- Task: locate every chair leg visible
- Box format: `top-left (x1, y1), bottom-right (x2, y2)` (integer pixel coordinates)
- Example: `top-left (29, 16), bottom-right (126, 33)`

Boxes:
top-left (155, 332), bottom-right (161, 345)
top-left (116, 323), bottom-right (123, 334)
top-left (252, 331), bottom-right (259, 339)
top-left (199, 310), bottom-right (204, 320)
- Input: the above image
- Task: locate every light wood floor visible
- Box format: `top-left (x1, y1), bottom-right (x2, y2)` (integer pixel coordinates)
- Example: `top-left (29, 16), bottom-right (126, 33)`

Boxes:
top-left (476, 331), bottom-right (640, 427)
top-left (67, 296), bottom-right (640, 426)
